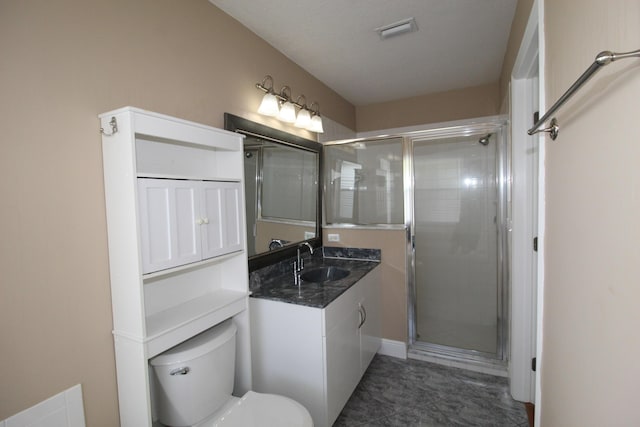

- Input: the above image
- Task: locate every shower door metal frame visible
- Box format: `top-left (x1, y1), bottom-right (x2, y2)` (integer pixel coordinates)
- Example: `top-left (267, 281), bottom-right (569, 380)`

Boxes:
top-left (405, 117), bottom-right (510, 368)
top-left (243, 146), bottom-right (262, 257)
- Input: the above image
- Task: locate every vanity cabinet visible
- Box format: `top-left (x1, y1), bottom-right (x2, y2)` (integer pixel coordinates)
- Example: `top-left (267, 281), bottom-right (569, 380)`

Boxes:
top-left (99, 107), bottom-right (250, 427)
top-left (250, 266), bottom-right (381, 427)
top-left (138, 178), bottom-right (243, 274)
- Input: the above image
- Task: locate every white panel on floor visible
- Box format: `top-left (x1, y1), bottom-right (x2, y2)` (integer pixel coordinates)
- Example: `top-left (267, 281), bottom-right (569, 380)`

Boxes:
top-left (4, 384), bottom-right (85, 427)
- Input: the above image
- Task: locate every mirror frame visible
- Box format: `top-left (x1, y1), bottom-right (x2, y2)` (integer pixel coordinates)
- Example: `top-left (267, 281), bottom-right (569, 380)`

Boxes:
top-left (224, 113), bottom-right (323, 272)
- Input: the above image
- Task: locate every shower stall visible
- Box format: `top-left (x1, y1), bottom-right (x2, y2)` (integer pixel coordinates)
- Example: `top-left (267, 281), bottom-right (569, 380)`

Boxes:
top-left (325, 118), bottom-right (509, 370)
top-left (408, 123), bottom-right (509, 369)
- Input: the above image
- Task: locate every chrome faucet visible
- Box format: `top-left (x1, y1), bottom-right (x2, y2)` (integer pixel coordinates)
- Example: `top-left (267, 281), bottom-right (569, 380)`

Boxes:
top-left (293, 242), bottom-right (314, 285)
top-left (296, 242), bottom-right (314, 271)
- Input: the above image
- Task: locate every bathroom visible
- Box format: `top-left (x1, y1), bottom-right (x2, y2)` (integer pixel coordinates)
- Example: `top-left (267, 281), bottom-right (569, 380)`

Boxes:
top-left (2, 1), bottom-right (640, 427)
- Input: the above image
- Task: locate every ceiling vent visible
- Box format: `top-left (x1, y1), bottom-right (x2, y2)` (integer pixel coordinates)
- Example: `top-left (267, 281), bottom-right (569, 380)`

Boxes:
top-left (376, 17), bottom-right (418, 40)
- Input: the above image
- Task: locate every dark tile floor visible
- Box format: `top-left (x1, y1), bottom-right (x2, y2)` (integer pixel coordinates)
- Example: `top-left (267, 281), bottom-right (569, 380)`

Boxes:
top-left (334, 355), bottom-right (529, 427)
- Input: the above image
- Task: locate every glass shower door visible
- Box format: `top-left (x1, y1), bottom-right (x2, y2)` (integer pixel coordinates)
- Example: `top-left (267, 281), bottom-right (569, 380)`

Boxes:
top-left (413, 134), bottom-right (502, 357)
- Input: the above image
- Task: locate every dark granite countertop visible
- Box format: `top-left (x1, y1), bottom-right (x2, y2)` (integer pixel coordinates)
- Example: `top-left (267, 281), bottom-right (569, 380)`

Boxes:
top-left (249, 247), bottom-right (380, 309)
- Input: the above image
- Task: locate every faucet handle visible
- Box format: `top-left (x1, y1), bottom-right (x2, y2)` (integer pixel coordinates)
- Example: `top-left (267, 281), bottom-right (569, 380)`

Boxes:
top-left (293, 261), bottom-right (300, 285)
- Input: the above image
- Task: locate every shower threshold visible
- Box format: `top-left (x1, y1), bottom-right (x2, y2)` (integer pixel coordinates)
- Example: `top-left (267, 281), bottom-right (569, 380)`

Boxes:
top-left (408, 341), bottom-right (507, 377)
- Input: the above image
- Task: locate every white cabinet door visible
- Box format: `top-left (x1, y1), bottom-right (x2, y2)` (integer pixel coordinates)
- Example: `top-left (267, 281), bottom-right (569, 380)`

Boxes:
top-left (139, 179), bottom-right (243, 274)
top-left (359, 268), bottom-right (381, 373)
top-left (220, 182), bottom-right (243, 253)
top-left (200, 181), bottom-right (243, 259)
top-left (138, 178), bottom-right (201, 273)
top-left (200, 183), bottom-right (224, 258)
top-left (250, 298), bottom-right (328, 427)
top-left (325, 309), bottom-right (360, 425)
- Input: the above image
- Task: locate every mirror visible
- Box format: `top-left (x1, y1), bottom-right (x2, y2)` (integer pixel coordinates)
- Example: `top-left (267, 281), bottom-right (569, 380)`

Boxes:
top-left (224, 113), bottom-right (322, 271)
top-left (244, 137), bottom-right (318, 255)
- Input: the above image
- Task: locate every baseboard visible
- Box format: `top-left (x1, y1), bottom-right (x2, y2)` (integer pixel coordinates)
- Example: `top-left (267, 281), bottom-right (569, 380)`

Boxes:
top-left (377, 339), bottom-right (407, 359)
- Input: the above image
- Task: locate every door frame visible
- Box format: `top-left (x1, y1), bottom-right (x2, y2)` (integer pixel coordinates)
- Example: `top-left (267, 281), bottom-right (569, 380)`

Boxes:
top-left (509, 0), bottom-right (545, 405)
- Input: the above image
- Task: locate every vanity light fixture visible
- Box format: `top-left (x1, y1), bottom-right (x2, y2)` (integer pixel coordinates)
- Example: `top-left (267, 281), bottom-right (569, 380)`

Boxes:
top-left (277, 86), bottom-right (297, 123)
top-left (294, 95), bottom-right (312, 129)
top-left (256, 76), bottom-right (280, 117)
top-left (255, 75), bottom-right (324, 133)
top-left (308, 102), bottom-right (324, 133)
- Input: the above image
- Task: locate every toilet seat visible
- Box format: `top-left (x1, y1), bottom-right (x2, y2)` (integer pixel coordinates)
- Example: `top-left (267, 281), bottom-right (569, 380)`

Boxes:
top-left (211, 391), bottom-right (313, 427)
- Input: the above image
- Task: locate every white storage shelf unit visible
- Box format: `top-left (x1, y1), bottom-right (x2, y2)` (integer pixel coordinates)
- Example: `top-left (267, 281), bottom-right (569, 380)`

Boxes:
top-left (99, 107), bottom-right (250, 427)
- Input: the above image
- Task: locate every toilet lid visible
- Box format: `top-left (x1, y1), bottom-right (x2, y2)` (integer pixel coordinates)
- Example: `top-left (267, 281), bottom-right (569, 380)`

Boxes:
top-left (213, 391), bottom-right (313, 427)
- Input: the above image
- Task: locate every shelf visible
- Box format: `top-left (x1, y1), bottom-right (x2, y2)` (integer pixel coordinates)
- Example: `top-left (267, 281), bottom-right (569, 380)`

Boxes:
top-left (136, 173), bottom-right (241, 182)
top-left (135, 131), bottom-right (242, 179)
top-left (142, 250), bottom-right (244, 282)
top-left (145, 289), bottom-right (248, 357)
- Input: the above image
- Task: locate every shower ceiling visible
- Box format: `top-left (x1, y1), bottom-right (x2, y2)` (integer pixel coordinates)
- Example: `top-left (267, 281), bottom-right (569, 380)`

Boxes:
top-left (209, 0), bottom-right (518, 106)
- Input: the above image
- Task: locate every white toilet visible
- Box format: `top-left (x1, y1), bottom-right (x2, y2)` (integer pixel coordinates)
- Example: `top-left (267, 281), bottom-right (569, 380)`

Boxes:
top-left (150, 319), bottom-right (313, 427)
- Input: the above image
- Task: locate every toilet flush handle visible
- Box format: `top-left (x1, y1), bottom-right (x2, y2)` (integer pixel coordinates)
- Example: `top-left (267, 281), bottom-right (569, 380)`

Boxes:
top-left (169, 367), bottom-right (190, 376)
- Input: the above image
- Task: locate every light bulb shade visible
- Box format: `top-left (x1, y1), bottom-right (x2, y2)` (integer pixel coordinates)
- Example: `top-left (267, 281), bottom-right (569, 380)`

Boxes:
top-left (277, 101), bottom-right (297, 123)
top-left (308, 114), bottom-right (324, 133)
top-left (258, 93), bottom-right (280, 117)
top-left (294, 108), bottom-right (311, 128)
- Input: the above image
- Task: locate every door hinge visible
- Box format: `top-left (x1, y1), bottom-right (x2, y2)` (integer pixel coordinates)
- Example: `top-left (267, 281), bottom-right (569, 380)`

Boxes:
top-left (531, 357), bottom-right (537, 372)
top-left (533, 237), bottom-right (538, 252)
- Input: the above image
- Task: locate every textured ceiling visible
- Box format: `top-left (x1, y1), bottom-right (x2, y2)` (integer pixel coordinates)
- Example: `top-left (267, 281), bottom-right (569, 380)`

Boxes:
top-left (210, 0), bottom-right (517, 106)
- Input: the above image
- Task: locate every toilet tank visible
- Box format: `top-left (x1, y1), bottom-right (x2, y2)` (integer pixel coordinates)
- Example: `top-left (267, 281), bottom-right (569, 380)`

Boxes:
top-left (150, 319), bottom-right (237, 427)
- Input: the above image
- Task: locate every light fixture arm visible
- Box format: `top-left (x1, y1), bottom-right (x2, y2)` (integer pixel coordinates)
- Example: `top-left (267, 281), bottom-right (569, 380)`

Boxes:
top-left (256, 75), bottom-right (275, 94)
top-left (309, 101), bottom-right (321, 116)
top-left (278, 85), bottom-right (292, 102)
top-left (295, 95), bottom-right (308, 109)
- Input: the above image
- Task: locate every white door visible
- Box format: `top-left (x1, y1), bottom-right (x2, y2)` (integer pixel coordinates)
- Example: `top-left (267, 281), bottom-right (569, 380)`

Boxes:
top-left (200, 181), bottom-right (243, 259)
top-left (359, 271), bottom-right (381, 372)
top-left (412, 133), bottom-right (504, 357)
top-left (200, 182), bottom-right (225, 258)
top-left (325, 285), bottom-right (361, 426)
top-left (138, 178), bottom-right (201, 273)
top-left (220, 182), bottom-right (243, 253)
